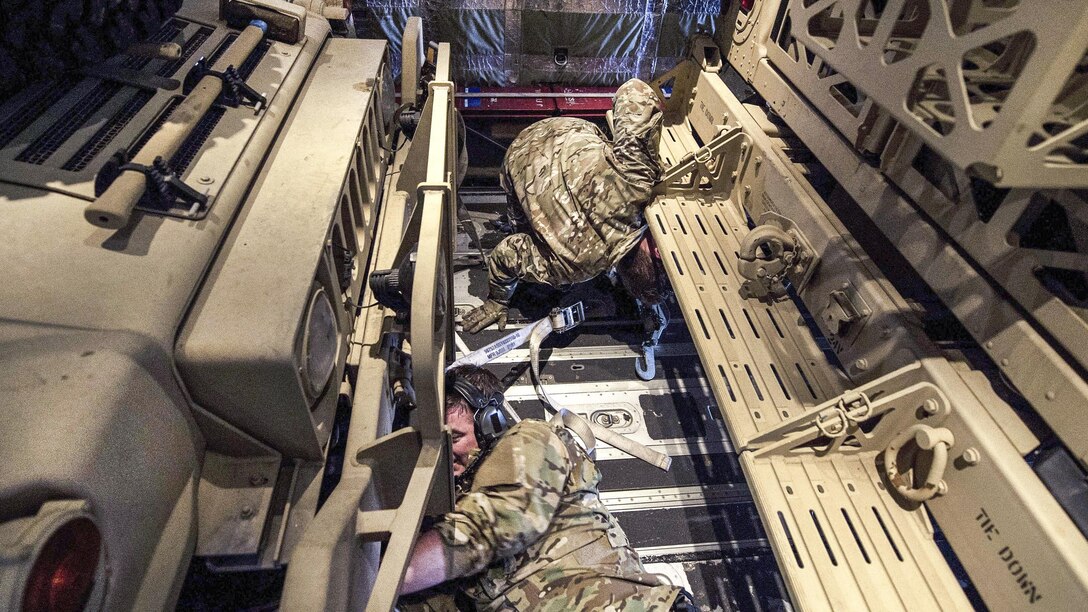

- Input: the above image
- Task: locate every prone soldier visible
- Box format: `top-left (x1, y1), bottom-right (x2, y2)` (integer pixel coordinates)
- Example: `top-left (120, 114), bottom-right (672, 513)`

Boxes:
top-left (398, 365), bottom-right (692, 610)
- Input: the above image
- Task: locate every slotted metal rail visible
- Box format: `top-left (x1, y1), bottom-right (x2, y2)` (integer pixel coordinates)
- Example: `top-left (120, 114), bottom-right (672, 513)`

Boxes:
top-left (651, 119), bottom-right (973, 611)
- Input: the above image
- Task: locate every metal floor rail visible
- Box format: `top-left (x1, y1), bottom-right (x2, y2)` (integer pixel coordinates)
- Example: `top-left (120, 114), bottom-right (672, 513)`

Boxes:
top-left (650, 122), bottom-right (973, 611)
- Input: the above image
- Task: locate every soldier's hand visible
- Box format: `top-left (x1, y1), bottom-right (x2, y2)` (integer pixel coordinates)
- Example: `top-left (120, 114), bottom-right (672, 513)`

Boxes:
top-left (462, 300), bottom-right (508, 334)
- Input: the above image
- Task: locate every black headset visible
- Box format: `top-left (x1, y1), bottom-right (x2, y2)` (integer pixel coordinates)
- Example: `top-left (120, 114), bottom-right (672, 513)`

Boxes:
top-left (447, 374), bottom-right (509, 444)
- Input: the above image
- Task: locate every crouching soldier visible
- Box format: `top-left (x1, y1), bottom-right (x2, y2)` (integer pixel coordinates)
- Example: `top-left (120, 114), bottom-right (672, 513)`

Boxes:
top-left (462, 79), bottom-right (670, 334)
top-left (398, 365), bottom-right (694, 611)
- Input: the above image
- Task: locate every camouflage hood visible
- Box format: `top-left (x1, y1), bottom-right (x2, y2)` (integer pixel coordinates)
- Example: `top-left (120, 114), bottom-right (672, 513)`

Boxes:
top-left (611, 79), bottom-right (663, 187)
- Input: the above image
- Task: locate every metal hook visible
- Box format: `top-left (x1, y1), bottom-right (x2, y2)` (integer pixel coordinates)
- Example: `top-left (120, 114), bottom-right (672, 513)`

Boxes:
top-left (635, 343), bottom-right (657, 381)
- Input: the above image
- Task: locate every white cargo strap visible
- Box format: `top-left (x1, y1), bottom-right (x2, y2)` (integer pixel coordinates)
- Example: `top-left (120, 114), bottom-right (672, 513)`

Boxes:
top-left (450, 302), bottom-right (671, 471)
top-left (447, 302), bottom-right (585, 371)
top-left (528, 309), bottom-right (671, 471)
top-left (549, 409), bottom-right (596, 457)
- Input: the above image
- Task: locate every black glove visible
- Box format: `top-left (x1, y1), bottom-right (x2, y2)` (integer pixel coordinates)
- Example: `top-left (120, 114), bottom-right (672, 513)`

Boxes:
top-left (462, 300), bottom-right (508, 334)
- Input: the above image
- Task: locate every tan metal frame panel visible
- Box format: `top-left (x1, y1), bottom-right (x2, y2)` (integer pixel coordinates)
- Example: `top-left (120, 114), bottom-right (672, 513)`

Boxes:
top-left (785, 0), bottom-right (1088, 188)
top-left (654, 55), bottom-right (1088, 610)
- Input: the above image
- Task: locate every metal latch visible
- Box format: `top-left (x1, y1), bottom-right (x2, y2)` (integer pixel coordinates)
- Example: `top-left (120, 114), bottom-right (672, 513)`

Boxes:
top-left (822, 281), bottom-right (871, 337)
top-left (738, 212), bottom-right (816, 300)
top-left (549, 302), bottom-right (586, 333)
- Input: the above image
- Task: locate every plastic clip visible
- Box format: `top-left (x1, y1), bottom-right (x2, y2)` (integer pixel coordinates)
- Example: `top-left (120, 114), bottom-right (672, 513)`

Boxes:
top-left (94, 149), bottom-right (208, 212)
top-left (183, 58), bottom-right (266, 109)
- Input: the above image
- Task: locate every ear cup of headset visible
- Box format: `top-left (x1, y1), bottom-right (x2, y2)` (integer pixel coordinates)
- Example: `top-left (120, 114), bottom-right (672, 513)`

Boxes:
top-left (473, 396), bottom-right (508, 444)
top-left (448, 375), bottom-right (509, 444)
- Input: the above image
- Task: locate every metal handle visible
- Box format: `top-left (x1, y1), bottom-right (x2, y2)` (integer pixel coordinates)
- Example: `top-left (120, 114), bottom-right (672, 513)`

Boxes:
top-left (85, 23), bottom-right (267, 229)
top-left (883, 424), bottom-right (955, 502)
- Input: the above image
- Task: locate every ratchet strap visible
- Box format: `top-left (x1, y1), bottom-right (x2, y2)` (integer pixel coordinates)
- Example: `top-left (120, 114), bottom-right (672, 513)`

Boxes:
top-left (451, 303), bottom-right (672, 471)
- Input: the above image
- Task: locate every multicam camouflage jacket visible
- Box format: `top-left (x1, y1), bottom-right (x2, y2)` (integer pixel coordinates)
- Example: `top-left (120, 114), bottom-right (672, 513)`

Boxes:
top-left (433, 419), bottom-right (680, 611)
top-left (486, 79), bottom-right (664, 303)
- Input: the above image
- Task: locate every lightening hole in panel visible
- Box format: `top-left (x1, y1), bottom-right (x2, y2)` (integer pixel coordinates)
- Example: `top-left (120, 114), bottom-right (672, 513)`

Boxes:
top-left (656, 213), bottom-right (668, 234)
top-left (962, 31), bottom-right (1036, 131)
top-left (718, 308), bottom-right (735, 339)
top-left (695, 214), bottom-right (708, 235)
top-left (778, 511), bottom-right (805, 569)
top-left (714, 251), bottom-right (729, 275)
top-left (675, 213), bottom-right (688, 234)
top-left (769, 363), bottom-right (791, 400)
top-left (743, 364), bottom-right (764, 401)
top-left (807, 2), bottom-right (846, 51)
top-left (842, 508), bottom-right (871, 564)
top-left (810, 509), bottom-right (838, 566)
top-left (907, 64), bottom-right (955, 136)
top-left (766, 308), bottom-right (785, 338)
top-left (695, 309), bottom-right (711, 340)
top-left (795, 363), bottom-right (818, 400)
top-left (872, 506), bottom-right (904, 562)
top-left (716, 365), bottom-right (737, 402)
top-left (670, 251), bottom-right (684, 275)
top-left (692, 251), bottom-right (706, 275)
top-left (742, 309), bottom-right (761, 338)
top-left (715, 214), bottom-right (728, 235)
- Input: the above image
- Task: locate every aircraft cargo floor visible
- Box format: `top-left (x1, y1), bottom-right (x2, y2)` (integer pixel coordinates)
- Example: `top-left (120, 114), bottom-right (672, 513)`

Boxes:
top-left (456, 189), bottom-right (793, 611)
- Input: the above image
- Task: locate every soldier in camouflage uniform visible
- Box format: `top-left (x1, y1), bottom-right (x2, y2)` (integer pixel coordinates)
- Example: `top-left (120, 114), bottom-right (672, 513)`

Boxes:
top-left (399, 366), bottom-right (685, 610)
top-left (462, 79), bottom-right (666, 333)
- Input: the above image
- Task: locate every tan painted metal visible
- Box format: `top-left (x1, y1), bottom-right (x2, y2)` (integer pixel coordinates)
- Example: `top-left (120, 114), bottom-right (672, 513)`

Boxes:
top-left (654, 44), bottom-right (1088, 609)
top-left (748, 57), bottom-right (1088, 470)
top-left (782, 0), bottom-right (1088, 188)
top-left (282, 41), bottom-right (461, 612)
top-left (84, 23), bottom-right (267, 228)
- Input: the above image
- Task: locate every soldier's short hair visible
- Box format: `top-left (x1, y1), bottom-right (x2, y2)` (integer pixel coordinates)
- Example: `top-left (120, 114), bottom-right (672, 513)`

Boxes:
top-left (445, 365), bottom-right (503, 416)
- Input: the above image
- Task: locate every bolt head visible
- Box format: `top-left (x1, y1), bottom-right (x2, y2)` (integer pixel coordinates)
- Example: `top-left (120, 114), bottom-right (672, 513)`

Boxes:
top-left (922, 398), bottom-right (940, 415)
top-left (961, 448), bottom-right (981, 466)
top-left (240, 505), bottom-right (256, 520)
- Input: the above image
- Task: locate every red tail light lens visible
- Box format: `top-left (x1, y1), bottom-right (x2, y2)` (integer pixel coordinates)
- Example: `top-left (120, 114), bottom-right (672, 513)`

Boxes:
top-left (22, 518), bottom-right (101, 612)
top-left (740, 0), bottom-right (755, 12)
